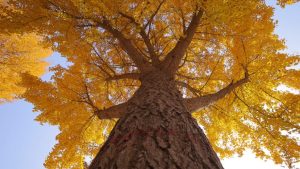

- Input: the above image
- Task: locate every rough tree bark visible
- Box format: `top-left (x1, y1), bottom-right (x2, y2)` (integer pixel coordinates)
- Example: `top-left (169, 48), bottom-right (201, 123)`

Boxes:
top-left (89, 70), bottom-right (224, 169)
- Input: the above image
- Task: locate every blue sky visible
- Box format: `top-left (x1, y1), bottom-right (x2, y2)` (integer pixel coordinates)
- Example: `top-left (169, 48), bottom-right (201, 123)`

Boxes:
top-left (0, 1), bottom-right (299, 169)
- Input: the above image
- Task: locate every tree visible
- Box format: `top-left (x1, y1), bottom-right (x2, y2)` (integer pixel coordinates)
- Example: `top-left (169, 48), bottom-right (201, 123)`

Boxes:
top-left (0, 33), bottom-right (51, 103)
top-left (1, 0), bottom-right (299, 168)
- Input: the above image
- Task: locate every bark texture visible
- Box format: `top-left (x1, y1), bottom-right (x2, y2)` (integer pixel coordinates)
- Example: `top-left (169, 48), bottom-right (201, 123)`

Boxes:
top-left (89, 70), bottom-right (224, 169)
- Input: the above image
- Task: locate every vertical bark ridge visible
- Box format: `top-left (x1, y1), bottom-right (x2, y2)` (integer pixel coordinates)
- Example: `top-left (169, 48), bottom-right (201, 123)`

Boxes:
top-left (89, 70), bottom-right (224, 169)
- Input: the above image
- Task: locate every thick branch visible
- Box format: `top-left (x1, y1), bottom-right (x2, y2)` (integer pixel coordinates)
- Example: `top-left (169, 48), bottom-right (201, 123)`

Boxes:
top-left (161, 9), bottom-right (204, 75)
top-left (95, 102), bottom-right (127, 119)
top-left (176, 81), bottom-right (201, 96)
top-left (106, 73), bottom-right (140, 81)
top-left (119, 12), bottom-right (159, 65)
top-left (97, 19), bottom-right (153, 72)
top-left (184, 72), bottom-right (249, 112)
top-left (140, 30), bottom-right (160, 65)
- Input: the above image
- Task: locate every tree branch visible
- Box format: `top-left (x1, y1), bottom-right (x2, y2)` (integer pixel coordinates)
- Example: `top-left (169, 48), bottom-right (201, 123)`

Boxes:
top-left (96, 19), bottom-right (153, 72)
top-left (161, 9), bottom-right (204, 75)
top-left (89, 43), bottom-right (116, 76)
top-left (184, 70), bottom-right (249, 112)
top-left (106, 73), bottom-right (140, 81)
top-left (119, 12), bottom-right (159, 65)
top-left (179, 8), bottom-right (186, 34)
top-left (95, 102), bottom-right (127, 119)
top-left (45, 0), bottom-right (152, 73)
top-left (176, 81), bottom-right (201, 96)
top-left (144, 0), bottom-right (165, 29)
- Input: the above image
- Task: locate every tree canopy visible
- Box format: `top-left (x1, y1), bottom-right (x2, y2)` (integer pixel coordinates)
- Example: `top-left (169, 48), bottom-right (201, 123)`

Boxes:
top-left (0, 33), bottom-right (51, 102)
top-left (1, 0), bottom-right (299, 168)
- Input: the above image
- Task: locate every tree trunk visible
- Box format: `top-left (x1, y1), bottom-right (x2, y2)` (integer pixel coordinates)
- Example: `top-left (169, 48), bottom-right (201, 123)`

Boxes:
top-left (89, 71), bottom-right (224, 169)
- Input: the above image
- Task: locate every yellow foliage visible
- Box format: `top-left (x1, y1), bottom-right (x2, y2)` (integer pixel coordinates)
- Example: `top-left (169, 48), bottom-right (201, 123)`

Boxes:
top-left (0, 33), bottom-right (51, 102)
top-left (278, 0), bottom-right (300, 6)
